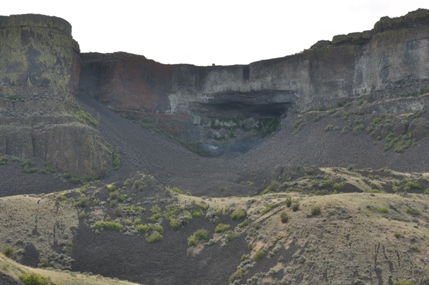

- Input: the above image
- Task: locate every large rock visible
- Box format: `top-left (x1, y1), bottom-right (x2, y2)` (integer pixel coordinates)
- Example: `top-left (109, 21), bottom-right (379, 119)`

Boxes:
top-left (78, 9), bottom-right (429, 154)
top-left (0, 14), bottom-right (111, 177)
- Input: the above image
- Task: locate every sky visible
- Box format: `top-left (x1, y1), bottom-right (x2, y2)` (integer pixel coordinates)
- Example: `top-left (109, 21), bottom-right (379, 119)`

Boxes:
top-left (3, 0), bottom-right (429, 66)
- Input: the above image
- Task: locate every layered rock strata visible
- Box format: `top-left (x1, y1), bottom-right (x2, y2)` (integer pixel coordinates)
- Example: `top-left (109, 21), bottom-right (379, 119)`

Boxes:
top-left (79, 9), bottom-right (429, 154)
top-left (0, 14), bottom-right (111, 177)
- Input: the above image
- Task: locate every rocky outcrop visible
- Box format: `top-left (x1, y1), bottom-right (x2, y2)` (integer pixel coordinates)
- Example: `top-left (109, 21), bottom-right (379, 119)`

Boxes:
top-left (0, 14), bottom-right (111, 177)
top-left (79, 9), bottom-right (429, 154)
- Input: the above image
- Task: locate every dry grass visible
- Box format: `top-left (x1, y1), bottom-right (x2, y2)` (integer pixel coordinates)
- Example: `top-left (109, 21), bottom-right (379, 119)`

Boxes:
top-left (0, 253), bottom-right (142, 285)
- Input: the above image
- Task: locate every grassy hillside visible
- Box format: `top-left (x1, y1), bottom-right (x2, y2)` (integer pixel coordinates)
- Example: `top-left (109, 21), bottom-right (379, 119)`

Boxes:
top-left (0, 253), bottom-right (141, 285)
top-left (1, 169), bottom-right (429, 284)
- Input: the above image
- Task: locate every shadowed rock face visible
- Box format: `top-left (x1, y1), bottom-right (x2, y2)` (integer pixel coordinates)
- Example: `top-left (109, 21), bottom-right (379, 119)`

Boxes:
top-left (0, 14), bottom-right (111, 177)
top-left (79, 9), bottom-right (429, 154)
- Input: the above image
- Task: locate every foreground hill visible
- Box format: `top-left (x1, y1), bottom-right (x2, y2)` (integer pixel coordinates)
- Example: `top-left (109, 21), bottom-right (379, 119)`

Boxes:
top-left (1, 168), bottom-right (429, 284)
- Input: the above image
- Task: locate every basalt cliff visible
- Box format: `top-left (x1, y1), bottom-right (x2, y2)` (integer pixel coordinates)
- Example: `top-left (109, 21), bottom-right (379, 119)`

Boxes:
top-left (0, 14), bottom-right (112, 177)
top-left (79, 9), bottom-right (429, 154)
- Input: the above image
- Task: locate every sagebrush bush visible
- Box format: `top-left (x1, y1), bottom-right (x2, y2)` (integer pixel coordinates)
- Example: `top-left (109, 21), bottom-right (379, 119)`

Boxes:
top-left (263, 203), bottom-right (275, 213)
top-left (93, 220), bottom-right (123, 231)
top-left (393, 280), bottom-right (414, 285)
top-left (225, 230), bottom-right (240, 241)
top-left (291, 202), bottom-right (300, 212)
top-left (229, 268), bottom-right (245, 283)
top-left (333, 183), bottom-right (344, 191)
top-left (230, 209), bottom-right (245, 220)
top-left (43, 162), bottom-right (57, 174)
top-left (146, 231), bottom-right (163, 243)
top-left (406, 208), bottom-right (421, 216)
top-left (77, 196), bottom-right (89, 208)
top-left (285, 197), bottom-right (292, 207)
top-left (252, 250), bottom-right (265, 262)
top-left (215, 223), bottom-right (230, 233)
top-left (19, 272), bottom-right (49, 285)
top-left (310, 205), bottom-right (321, 216)
top-left (188, 229), bottom-right (208, 247)
top-left (169, 217), bottom-right (181, 230)
top-left (3, 245), bottom-right (16, 258)
top-left (136, 224), bottom-right (152, 233)
top-left (280, 211), bottom-right (289, 223)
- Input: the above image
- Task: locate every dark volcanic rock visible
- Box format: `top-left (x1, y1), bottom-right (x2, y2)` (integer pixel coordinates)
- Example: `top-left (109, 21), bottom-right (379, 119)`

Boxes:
top-left (0, 14), bottom-right (111, 178)
top-left (79, 9), bottom-right (429, 154)
top-left (0, 273), bottom-right (24, 285)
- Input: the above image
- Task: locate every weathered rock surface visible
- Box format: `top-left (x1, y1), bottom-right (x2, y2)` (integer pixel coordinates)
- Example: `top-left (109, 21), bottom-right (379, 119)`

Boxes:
top-left (0, 14), bottom-right (111, 177)
top-left (79, 9), bottom-right (429, 154)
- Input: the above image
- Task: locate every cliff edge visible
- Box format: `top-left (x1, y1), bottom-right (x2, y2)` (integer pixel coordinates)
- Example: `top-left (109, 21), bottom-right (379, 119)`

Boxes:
top-left (79, 9), bottom-right (429, 154)
top-left (0, 14), bottom-right (111, 177)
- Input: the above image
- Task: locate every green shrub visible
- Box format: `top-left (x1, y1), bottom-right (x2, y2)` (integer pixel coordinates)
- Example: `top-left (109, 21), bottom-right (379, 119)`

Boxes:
top-left (406, 208), bottom-right (421, 216)
top-left (57, 194), bottom-right (66, 201)
top-left (393, 280), bottom-right (413, 285)
top-left (146, 231), bottom-right (163, 243)
top-left (215, 223), bottom-right (231, 233)
top-left (377, 207), bottom-right (389, 213)
top-left (22, 160), bottom-right (38, 173)
top-left (43, 162), bottom-right (57, 174)
top-left (63, 173), bottom-right (83, 184)
top-left (225, 230), bottom-right (240, 241)
top-left (252, 250), bottom-right (265, 262)
top-left (0, 156), bottom-right (9, 165)
top-left (410, 245), bottom-right (421, 252)
top-left (263, 203), bottom-right (275, 213)
top-left (72, 107), bottom-right (99, 127)
top-left (93, 221), bottom-right (123, 231)
top-left (229, 268), bottom-right (245, 283)
top-left (118, 194), bottom-right (126, 202)
top-left (280, 211), bottom-right (289, 223)
top-left (136, 224), bottom-right (152, 233)
top-left (285, 197), bottom-right (292, 207)
top-left (262, 180), bottom-right (281, 194)
top-left (310, 205), bottom-right (321, 216)
top-left (324, 124), bottom-right (334, 131)
top-left (405, 181), bottom-right (422, 190)
top-left (192, 209), bottom-right (204, 217)
top-left (3, 245), bottom-right (16, 258)
top-left (112, 152), bottom-right (120, 170)
top-left (133, 180), bottom-right (146, 191)
top-left (333, 183), bottom-right (344, 191)
top-left (291, 202), bottom-right (300, 212)
top-left (188, 229), bottom-right (208, 247)
top-left (238, 220), bottom-right (248, 228)
top-left (166, 187), bottom-right (184, 194)
top-left (107, 184), bottom-right (117, 192)
top-left (148, 211), bottom-right (162, 222)
top-left (169, 217), bottom-right (181, 230)
top-left (292, 119), bottom-right (306, 133)
top-left (230, 210), bottom-right (246, 220)
top-left (109, 191), bottom-right (119, 200)
top-left (77, 196), bottom-right (89, 208)
top-left (394, 232), bottom-right (403, 239)
top-left (19, 272), bottom-right (49, 285)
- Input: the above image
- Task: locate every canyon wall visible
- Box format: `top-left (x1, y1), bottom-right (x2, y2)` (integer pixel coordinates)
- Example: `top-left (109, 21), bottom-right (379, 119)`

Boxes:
top-left (0, 14), bottom-right (111, 177)
top-left (79, 9), bottom-right (429, 154)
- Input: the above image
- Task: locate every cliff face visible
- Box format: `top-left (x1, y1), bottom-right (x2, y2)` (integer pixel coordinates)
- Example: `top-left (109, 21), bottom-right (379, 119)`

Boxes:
top-left (79, 9), bottom-right (429, 154)
top-left (0, 14), bottom-right (111, 177)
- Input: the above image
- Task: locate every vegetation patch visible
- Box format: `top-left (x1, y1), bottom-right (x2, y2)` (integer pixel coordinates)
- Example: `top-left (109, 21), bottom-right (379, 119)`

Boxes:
top-left (188, 229), bottom-right (208, 247)
top-left (93, 220), bottom-right (124, 231)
